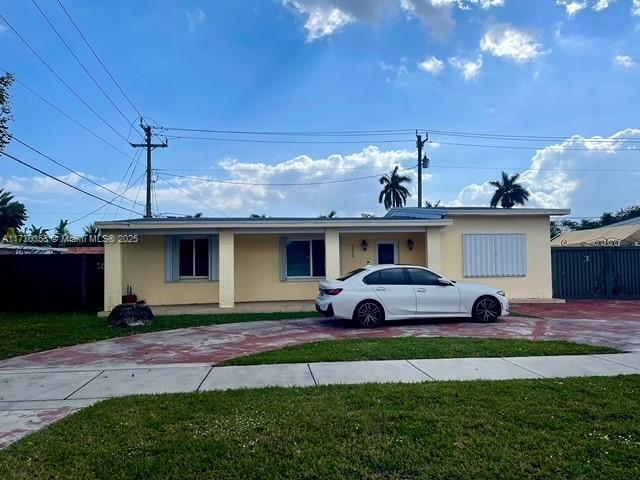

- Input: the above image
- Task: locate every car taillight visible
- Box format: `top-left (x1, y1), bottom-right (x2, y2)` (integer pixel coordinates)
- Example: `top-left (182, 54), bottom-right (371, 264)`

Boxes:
top-left (324, 288), bottom-right (343, 295)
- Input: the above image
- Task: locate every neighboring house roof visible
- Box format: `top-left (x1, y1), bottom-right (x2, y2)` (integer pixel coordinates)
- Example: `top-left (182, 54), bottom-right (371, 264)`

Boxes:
top-left (551, 224), bottom-right (640, 247)
top-left (96, 207), bottom-right (570, 231)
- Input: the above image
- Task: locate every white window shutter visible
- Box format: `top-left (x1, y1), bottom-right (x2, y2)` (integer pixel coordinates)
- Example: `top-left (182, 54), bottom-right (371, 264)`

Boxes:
top-left (464, 234), bottom-right (526, 277)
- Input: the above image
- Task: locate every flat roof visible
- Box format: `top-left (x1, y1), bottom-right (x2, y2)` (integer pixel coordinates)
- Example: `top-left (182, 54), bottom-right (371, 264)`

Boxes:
top-left (386, 207), bottom-right (571, 218)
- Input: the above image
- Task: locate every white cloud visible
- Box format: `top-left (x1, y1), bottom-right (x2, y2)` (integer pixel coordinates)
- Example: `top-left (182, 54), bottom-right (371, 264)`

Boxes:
top-left (185, 7), bottom-right (207, 32)
top-left (480, 23), bottom-right (542, 63)
top-left (592, 0), bottom-right (612, 11)
top-left (614, 54), bottom-right (635, 69)
top-left (557, 0), bottom-right (616, 15)
top-left (556, 1), bottom-right (588, 16)
top-left (450, 129), bottom-right (640, 214)
top-left (418, 55), bottom-right (445, 74)
top-left (283, 0), bottom-right (505, 41)
top-left (634, 0), bottom-right (640, 15)
top-left (448, 55), bottom-right (483, 80)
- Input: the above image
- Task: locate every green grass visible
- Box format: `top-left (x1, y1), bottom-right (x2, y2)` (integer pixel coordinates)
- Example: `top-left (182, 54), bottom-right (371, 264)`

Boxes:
top-left (1, 376), bottom-right (639, 479)
top-left (220, 337), bottom-right (619, 366)
top-left (0, 311), bottom-right (316, 360)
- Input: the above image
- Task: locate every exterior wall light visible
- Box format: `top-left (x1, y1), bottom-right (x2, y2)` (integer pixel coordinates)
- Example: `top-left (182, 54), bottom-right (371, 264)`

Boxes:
top-left (361, 240), bottom-right (368, 251)
top-left (407, 239), bottom-right (414, 250)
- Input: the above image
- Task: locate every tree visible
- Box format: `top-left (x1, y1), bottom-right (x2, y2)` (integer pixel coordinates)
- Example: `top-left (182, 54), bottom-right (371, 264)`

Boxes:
top-left (489, 172), bottom-right (530, 209)
top-left (0, 189), bottom-right (27, 241)
top-left (25, 225), bottom-right (50, 246)
top-left (52, 219), bottom-right (70, 247)
top-left (83, 223), bottom-right (101, 246)
top-left (319, 210), bottom-right (337, 219)
top-left (1, 73), bottom-right (14, 153)
top-left (249, 213), bottom-right (266, 218)
top-left (378, 166), bottom-right (411, 210)
top-left (424, 200), bottom-right (441, 208)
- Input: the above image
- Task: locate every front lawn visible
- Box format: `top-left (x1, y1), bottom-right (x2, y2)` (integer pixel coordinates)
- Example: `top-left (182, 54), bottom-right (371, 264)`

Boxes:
top-left (1, 376), bottom-right (639, 479)
top-left (221, 337), bottom-right (619, 366)
top-left (0, 311), bottom-right (316, 360)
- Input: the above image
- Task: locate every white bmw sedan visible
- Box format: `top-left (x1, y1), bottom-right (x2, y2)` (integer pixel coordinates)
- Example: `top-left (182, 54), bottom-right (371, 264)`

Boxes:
top-left (315, 264), bottom-right (509, 328)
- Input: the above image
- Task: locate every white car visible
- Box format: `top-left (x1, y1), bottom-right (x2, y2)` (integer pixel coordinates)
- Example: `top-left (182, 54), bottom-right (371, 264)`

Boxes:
top-left (315, 264), bottom-right (509, 328)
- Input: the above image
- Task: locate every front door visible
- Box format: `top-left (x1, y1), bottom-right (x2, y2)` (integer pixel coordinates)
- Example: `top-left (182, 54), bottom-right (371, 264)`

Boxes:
top-left (406, 268), bottom-right (461, 315)
top-left (377, 241), bottom-right (397, 264)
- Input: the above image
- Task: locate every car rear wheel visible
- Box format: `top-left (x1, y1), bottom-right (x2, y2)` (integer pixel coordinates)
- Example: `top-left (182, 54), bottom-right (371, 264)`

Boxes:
top-left (472, 296), bottom-right (501, 323)
top-left (354, 301), bottom-right (384, 328)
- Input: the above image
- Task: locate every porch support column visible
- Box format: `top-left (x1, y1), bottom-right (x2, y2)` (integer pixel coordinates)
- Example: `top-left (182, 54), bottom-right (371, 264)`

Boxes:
top-left (324, 228), bottom-right (341, 280)
top-left (218, 229), bottom-right (235, 308)
top-left (426, 227), bottom-right (443, 273)
top-left (104, 232), bottom-right (123, 311)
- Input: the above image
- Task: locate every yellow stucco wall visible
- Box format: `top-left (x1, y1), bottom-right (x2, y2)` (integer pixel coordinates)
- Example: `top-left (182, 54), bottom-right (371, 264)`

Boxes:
top-left (340, 233), bottom-right (426, 274)
top-left (120, 235), bottom-right (219, 306)
top-left (234, 234), bottom-right (320, 302)
top-left (439, 215), bottom-right (553, 299)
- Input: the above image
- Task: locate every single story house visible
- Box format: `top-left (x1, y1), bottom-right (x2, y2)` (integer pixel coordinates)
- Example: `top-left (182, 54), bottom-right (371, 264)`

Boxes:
top-left (96, 207), bottom-right (569, 313)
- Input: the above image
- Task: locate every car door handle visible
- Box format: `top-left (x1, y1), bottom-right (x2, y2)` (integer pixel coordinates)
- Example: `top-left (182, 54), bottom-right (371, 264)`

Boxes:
top-left (375, 287), bottom-right (386, 291)
top-left (416, 288), bottom-right (427, 292)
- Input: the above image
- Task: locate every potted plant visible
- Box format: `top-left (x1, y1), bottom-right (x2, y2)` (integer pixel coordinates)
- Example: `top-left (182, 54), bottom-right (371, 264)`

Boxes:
top-left (121, 285), bottom-right (138, 304)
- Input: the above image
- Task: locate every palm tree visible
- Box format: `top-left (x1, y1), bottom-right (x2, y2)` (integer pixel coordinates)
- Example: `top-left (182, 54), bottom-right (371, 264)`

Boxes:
top-left (26, 225), bottom-right (49, 245)
top-left (0, 189), bottom-right (27, 241)
top-left (52, 219), bottom-right (70, 247)
top-left (83, 223), bottom-right (101, 246)
top-left (378, 166), bottom-right (411, 210)
top-left (424, 200), bottom-right (441, 208)
top-left (489, 172), bottom-right (530, 209)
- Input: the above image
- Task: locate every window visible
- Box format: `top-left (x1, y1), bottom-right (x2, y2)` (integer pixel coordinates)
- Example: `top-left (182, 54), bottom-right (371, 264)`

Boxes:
top-left (166, 235), bottom-right (218, 282)
top-left (406, 268), bottom-right (441, 285)
top-left (179, 238), bottom-right (209, 278)
top-left (285, 238), bottom-right (325, 278)
top-left (363, 268), bottom-right (408, 285)
top-left (463, 233), bottom-right (527, 277)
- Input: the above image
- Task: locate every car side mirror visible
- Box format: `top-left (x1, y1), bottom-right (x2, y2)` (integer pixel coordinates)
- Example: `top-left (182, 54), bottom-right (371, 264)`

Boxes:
top-left (437, 278), bottom-right (452, 286)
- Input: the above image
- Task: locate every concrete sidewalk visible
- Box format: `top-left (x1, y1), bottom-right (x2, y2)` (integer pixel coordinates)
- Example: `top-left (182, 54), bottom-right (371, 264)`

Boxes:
top-left (2, 352), bottom-right (640, 449)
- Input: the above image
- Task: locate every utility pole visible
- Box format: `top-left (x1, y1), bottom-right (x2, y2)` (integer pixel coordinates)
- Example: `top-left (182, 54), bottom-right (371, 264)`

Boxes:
top-left (416, 131), bottom-right (429, 208)
top-left (130, 122), bottom-right (167, 218)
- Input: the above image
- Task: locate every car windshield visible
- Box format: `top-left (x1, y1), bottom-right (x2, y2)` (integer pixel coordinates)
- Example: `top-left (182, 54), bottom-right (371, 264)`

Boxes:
top-left (336, 268), bottom-right (366, 281)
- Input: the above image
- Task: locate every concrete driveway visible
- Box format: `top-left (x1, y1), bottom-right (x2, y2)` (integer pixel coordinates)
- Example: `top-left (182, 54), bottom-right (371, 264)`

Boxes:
top-left (1, 300), bottom-right (639, 371)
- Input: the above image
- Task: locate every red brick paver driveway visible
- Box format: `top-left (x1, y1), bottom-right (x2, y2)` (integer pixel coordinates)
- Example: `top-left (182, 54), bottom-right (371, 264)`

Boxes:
top-left (1, 300), bottom-right (639, 370)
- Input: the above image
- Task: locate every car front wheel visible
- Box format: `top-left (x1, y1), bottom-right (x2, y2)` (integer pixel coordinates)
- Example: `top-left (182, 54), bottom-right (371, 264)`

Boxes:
top-left (472, 296), bottom-right (501, 323)
top-left (354, 301), bottom-right (384, 328)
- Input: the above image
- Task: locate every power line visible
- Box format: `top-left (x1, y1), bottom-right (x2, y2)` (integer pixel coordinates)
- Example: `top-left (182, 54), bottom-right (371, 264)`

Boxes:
top-left (162, 134), bottom-right (638, 150)
top-left (30, 0), bottom-right (131, 124)
top-left (56, 0), bottom-right (143, 118)
top-left (160, 171), bottom-right (390, 186)
top-left (11, 136), bottom-right (144, 208)
top-left (164, 135), bottom-right (413, 144)
top-left (1, 151), bottom-right (143, 215)
top-left (0, 67), bottom-right (132, 160)
top-left (69, 171), bottom-right (145, 224)
top-left (161, 126), bottom-right (640, 143)
top-left (156, 174), bottom-right (228, 217)
top-left (0, 14), bottom-right (129, 142)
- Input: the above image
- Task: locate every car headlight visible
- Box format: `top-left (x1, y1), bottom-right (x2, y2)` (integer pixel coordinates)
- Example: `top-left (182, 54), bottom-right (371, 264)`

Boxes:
top-left (496, 290), bottom-right (506, 297)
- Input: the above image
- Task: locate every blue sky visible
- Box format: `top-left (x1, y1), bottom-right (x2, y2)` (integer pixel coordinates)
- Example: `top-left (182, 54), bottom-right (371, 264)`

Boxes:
top-left (1, 0), bottom-right (639, 232)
